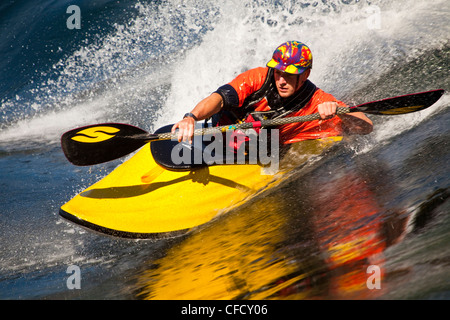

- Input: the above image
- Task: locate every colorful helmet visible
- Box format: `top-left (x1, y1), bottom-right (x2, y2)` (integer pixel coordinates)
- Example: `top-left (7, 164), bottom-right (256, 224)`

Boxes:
top-left (266, 41), bottom-right (313, 75)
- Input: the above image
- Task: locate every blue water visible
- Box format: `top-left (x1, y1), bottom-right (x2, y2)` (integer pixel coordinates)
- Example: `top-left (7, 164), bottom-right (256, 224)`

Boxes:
top-left (0, 0), bottom-right (449, 300)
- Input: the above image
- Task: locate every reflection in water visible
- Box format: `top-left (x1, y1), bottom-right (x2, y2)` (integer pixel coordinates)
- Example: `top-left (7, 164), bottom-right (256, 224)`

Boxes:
top-left (135, 153), bottom-right (409, 299)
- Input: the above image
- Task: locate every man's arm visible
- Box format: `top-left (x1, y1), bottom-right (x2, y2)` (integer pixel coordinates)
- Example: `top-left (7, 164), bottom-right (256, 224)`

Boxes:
top-left (317, 101), bottom-right (373, 135)
top-left (171, 93), bottom-right (224, 143)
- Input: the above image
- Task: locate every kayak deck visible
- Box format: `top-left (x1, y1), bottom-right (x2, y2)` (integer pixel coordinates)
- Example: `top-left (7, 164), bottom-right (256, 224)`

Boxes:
top-left (59, 137), bottom-right (342, 238)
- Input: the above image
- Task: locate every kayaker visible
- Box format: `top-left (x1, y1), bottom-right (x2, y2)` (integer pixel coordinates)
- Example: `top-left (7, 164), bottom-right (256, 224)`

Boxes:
top-left (172, 41), bottom-right (373, 145)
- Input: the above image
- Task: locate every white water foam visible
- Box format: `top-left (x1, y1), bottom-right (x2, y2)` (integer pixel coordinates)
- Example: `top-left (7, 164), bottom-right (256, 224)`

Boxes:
top-left (156, 0), bottom-right (449, 124)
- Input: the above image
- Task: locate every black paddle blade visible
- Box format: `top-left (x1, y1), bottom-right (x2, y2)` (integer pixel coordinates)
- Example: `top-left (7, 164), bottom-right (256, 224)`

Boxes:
top-left (353, 89), bottom-right (445, 115)
top-left (61, 123), bottom-right (152, 166)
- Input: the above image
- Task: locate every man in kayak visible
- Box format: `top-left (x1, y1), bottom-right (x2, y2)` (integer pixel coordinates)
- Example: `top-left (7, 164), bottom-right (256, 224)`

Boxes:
top-left (172, 41), bottom-right (373, 146)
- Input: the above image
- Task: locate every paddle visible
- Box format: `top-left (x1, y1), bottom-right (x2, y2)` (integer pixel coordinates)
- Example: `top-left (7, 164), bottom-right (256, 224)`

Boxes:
top-left (61, 89), bottom-right (444, 166)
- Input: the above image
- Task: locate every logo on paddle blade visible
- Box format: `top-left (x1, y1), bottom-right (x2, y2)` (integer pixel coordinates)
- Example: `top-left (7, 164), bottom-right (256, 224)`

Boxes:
top-left (71, 126), bottom-right (120, 143)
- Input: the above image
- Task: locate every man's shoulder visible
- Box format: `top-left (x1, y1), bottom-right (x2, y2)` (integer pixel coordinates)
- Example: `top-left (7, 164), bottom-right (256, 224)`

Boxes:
top-left (229, 67), bottom-right (269, 91)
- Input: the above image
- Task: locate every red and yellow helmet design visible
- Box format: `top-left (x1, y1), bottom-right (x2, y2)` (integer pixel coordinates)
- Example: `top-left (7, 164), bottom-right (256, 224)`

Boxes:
top-left (266, 41), bottom-right (313, 74)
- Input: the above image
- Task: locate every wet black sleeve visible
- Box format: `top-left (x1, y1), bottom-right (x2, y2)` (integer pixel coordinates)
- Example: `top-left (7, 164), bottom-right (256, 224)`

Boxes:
top-left (214, 84), bottom-right (239, 109)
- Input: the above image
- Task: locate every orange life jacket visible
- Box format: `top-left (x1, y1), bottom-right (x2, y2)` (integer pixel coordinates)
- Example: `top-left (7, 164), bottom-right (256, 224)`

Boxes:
top-left (214, 67), bottom-right (345, 145)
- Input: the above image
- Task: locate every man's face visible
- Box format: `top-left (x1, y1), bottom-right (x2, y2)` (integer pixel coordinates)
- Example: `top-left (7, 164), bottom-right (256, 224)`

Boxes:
top-left (274, 69), bottom-right (310, 98)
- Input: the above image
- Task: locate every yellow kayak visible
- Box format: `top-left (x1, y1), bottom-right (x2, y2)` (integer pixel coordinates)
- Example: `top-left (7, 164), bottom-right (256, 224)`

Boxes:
top-left (59, 136), bottom-right (342, 238)
top-left (59, 90), bottom-right (446, 239)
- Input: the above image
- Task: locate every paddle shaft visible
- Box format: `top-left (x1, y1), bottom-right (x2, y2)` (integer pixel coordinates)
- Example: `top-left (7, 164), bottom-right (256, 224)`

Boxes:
top-left (150, 107), bottom-right (350, 141)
